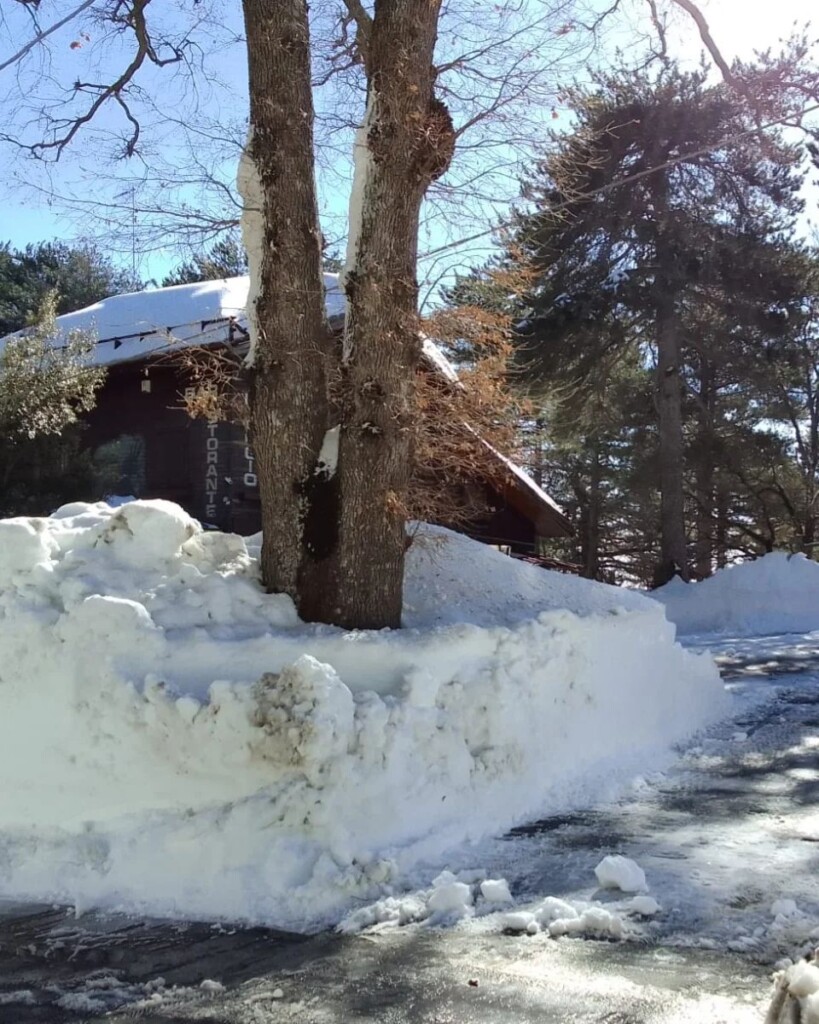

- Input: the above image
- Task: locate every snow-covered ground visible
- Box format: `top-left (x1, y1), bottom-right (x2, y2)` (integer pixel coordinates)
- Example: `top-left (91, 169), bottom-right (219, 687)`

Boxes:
top-left (0, 500), bottom-right (727, 932)
top-left (654, 551), bottom-right (819, 636)
top-left (339, 650), bottom-right (819, 968)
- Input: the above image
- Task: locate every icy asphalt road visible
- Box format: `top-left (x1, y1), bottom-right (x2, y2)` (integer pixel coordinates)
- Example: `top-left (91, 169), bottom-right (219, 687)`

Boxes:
top-left (1, 633), bottom-right (818, 1023)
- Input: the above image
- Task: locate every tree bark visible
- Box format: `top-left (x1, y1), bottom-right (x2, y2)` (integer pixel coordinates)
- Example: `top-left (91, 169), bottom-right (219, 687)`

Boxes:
top-left (715, 478), bottom-right (730, 568)
top-left (306, 0), bottom-right (454, 629)
top-left (652, 292), bottom-right (689, 586)
top-left (651, 171), bottom-right (689, 589)
top-left (693, 359), bottom-right (715, 579)
top-left (581, 440), bottom-right (602, 579)
top-left (240, 0), bottom-right (334, 613)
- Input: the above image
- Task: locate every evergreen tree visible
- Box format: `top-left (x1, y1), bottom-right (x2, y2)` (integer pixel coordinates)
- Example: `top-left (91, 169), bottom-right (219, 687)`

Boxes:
top-left (508, 63), bottom-right (804, 584)
top-left (162, 234), bottom-right (345, 286)
top-left (162, 234), bottom-right (249, 286)
top-left (0, 241), bottom-right (137, 336)
top-left (0, 292), bottom-right (107, 515)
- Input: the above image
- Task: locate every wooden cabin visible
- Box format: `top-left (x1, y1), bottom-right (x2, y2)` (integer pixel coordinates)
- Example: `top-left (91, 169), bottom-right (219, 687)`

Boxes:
top-left (25, 276), bottom-right (571, 553)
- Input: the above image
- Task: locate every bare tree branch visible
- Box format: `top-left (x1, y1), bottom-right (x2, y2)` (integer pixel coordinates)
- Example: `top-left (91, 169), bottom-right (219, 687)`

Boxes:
top-left (666, 0), bottom-right (735, 85)
top-left (339, 0), bottom-right (371, 70)
top-left (0, 0), bottom-right (94, 74)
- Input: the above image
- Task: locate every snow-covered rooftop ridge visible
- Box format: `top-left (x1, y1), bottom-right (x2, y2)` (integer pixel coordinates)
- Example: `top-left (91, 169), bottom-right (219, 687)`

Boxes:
top-left (8, 274), bottom-right (467, 383)
top-left (469, 428), bottom-right (566, 520)
top-left (420, 336), bottom-right (460, 383)
top-left (0, 274), bottom-right (346, 368)
top-left (490, 442), bottom-right (567, 518)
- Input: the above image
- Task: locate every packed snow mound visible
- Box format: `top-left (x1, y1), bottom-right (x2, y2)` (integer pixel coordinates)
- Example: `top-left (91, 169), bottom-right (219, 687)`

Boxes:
top-left (0, 500), bottom-right (729, 930)
top-left (653, 552), bottom-right (819, 636)
top-left (404, 523), bottom-right (652, 627)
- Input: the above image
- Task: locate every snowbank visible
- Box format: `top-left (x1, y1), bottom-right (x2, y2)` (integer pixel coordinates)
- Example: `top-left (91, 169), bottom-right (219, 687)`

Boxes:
top-left (403, 523), bottom-right (653, 627)
top-left (0, 502), bottom-right (728, 930)
top-left (653, 552), bottom-right (819, 636)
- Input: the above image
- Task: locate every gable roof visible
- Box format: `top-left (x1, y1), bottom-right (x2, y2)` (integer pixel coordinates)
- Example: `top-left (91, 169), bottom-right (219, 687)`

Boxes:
top-left (6, 274), bottom-right (343, 367)
top-left (1, 273), bottom-right (570, 537)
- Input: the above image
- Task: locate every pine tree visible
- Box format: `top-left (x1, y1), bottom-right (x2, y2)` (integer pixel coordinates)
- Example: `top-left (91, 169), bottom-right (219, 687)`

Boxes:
top-left (0, 241), bottom-right (137, 336)
top-left (162, 235), bottom-right (249, 286)
top-left (509, 63), bottom-right (804, 583)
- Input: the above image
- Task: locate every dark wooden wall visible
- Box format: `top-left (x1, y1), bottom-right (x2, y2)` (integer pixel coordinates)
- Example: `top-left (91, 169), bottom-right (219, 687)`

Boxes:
top-left (83, 362), bottom-right (540, 550)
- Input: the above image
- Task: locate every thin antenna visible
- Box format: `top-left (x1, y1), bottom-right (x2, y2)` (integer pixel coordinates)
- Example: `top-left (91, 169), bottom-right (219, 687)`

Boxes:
top-left (114, 186), bottom-right (139, 285)
top-left (131, 187), bottom-right (137, 284)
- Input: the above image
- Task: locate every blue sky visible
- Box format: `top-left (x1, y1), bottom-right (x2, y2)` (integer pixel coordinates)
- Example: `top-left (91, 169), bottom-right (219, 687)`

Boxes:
top-left (1, 0), bottom-right (816, 289)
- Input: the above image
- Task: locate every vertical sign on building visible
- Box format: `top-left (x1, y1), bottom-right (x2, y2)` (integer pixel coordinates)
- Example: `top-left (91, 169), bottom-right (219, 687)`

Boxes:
top-left (205, 418), bottom-right (221, 522)
top-left (186, 390), bottom-right (231, 529)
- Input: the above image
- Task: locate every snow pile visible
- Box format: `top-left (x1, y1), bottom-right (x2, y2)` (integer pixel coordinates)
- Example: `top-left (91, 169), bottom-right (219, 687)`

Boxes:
top-left (404, 523), bottom-right (652, 627)
top-left (339, 872), bottom-right (627, 939)
top-left (653, 552), bottom-right (819, 636)
top-left (0, 501), bottom-right (728, 930)
top-left (500, 897), bottom-right (624, 940)
top-left (341, 855), bottom-right (662, 941)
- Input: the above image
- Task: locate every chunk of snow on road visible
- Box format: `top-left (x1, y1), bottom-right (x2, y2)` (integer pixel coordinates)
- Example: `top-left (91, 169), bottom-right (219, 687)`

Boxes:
top-left (547, 906), bottom-right (623, 940)
top-left (0, 501), bottom-right (728, 930)
top-left (594, 855), bottom-right (648, 893)
top-left (500, 894), bottom-right (624, 940)
top-left (500, 911), bottom-right (537, 933)
top-left (427, 881), bottom-right (473, 916)
top-left (480, 878), bottom-right (513, 904)
top-left (652, 552), bottom-right (819, 636)
top-left (57, 992), bottom-right (108, 1013)
top-left (629, 895), bottom-right (660, 916)
top-left (343, 880), bottom-right (628, 944)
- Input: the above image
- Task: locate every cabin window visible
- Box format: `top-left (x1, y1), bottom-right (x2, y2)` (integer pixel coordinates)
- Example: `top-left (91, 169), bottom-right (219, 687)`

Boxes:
top-left (93, 434), bottom-right (146, 500)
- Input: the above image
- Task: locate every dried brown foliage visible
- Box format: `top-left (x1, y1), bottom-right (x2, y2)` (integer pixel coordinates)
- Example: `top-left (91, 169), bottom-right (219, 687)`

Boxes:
top-left (168, 341), bottom-right (249, 426)
top-left (415, 305), bottom-right (527, 528)
top-left (169, 262), bottom-right (533, 532)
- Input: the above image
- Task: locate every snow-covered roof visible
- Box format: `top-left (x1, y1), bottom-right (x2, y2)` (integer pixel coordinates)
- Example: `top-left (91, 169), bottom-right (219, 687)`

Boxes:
top-left (484, 440), bottom-right (568, 521)
top-left (0, 273), bottom-right (346, 368)
top-left (0, 273), bottom-right (568, 531)
top-left (3, 272), bottom-right (466, 391)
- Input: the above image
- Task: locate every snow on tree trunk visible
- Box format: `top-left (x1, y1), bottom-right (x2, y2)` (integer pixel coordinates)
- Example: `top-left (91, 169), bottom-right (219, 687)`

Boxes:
top-left (305, 0), bottom-right (455, 629)
top-left (239, 0), bottom-right (334, 608)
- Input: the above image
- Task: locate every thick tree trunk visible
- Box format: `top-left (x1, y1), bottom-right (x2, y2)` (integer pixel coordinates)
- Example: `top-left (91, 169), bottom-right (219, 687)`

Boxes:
top-left (651, 165), bottom-right (689, 589)
top-left (653, 297), bottom-right (689, 587)
top-left (715, 479), bottom-right (730, 568)
top-left (693, 360), bottom-right (715, 579)
top-left (239, 0), bottom-right (334, 614)
top-left (306, 0), bottom-right (454, 629)
top-left (803, 510), bottom-right (816, 552)
top-left (581, 441), bottom-right (602, 579)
